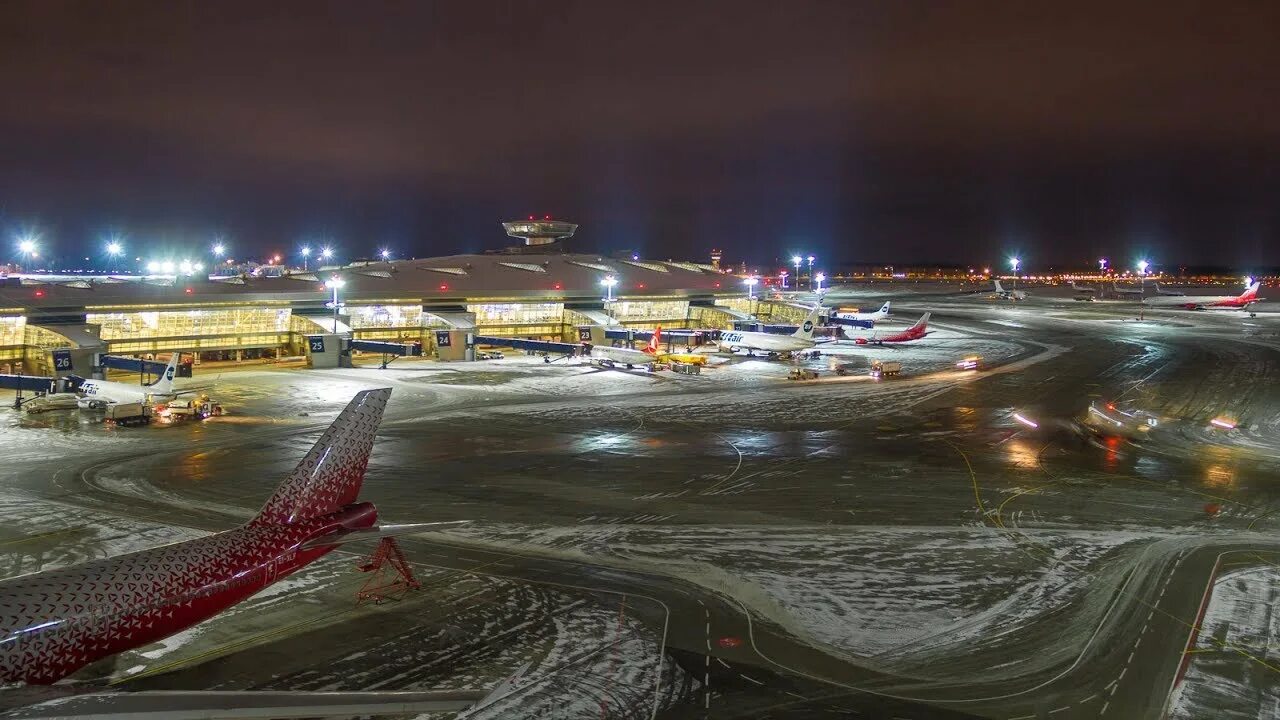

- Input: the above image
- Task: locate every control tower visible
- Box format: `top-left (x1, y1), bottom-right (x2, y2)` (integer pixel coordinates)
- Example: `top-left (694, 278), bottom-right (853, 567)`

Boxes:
top-left (502, 216), bottom-right (578, 248)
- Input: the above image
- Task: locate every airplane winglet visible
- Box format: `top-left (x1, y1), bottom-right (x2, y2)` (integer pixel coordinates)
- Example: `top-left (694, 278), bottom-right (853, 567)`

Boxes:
top-left (461, 661), bottom-right (533, 716)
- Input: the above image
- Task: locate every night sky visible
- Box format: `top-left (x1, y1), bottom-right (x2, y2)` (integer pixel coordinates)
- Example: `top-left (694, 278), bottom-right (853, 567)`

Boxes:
top-left (2, 1), bottom-right (1278, 271)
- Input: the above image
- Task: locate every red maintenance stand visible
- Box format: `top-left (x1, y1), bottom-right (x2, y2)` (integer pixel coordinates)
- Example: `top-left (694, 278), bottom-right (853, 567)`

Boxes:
top-left (355, 537), bottom-right (421, 605)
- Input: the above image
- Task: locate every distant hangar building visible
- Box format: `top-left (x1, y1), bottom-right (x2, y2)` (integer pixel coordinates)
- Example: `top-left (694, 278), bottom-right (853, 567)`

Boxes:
top-left (0, 221), bottom-right (804, 375)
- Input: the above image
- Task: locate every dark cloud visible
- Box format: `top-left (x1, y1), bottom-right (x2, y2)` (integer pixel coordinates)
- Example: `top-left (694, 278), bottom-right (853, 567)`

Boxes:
top-left (1, 1), bottom-right (1277, 269)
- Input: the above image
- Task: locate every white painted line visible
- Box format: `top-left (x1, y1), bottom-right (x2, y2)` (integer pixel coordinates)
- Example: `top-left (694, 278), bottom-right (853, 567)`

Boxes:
top-left (1101, 700), bottom-right (1110, 715)
top-left (739, 673), bottom-right (765, 686)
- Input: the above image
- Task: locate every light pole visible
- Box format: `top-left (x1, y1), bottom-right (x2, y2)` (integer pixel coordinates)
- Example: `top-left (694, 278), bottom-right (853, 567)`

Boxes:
top-left (1099, 258), bottom-right (1108, 274)
top-left (807, 255), bottom-right (815, 291)
top-left (1010, 257), bottom-right (1021, 289)
top-left (105, 239), bottom-right (123, 272)
top-left (792, 256), bottom-right (802, 291)
top-left (815, 272), bottom-right (826, 293)
top-left (379, 248), bottom-right (391, 262)
top-left (320, 247), bottom-right (334, 265)
top-left (300, 246), bottom-right (311, 271)
top-left (17, 235), bottom-right (38, 265)
top-left (325, 276), bottom-right (346, 331)
top-left (212, 242), bottom-right (226, 261)
top-left (1137, 260), bottom-right (1149, 297)
top-left (779, 270), bottom-right (789, 289)
top-left (601, 274), bottom-right (617, 302)
top-left (745, 276), bottom-right (758, 300)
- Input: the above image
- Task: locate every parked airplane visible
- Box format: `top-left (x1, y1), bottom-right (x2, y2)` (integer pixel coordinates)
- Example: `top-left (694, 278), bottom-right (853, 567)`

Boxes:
top-left (1069, 281), bottom-right (1097, 295)
top-left (588, 327), bottom-right (660, 369)
top-left (850, 312), bottom-right (931, 345)
top-left (835, 301), bottom-right (891, 322)
top-left (76, 354), bottom-right (183, 408)
top-left (717, 305), bottom-right (821, 356)
top-left (0, 388), bottom-right (463, 690)
top-left (1153, 282), bottom-right (1186, 296)
top-left (1112, 282), bottom-right (1145, 297)
top-left (1143, 281), bottom-right (1262, 312)
top-left (992, 280), bottom-right (1026, 300)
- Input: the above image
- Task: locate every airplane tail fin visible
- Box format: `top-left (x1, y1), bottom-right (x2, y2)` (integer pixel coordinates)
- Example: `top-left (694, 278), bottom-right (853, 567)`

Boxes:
top-left (912, 312), bottom-right (931, 330)
top-left (147, 354), bottom-right (180, 394)
top-left (645, 326), bottom-right (662, 354)
top-left (994, 279), bottom-right (1004, 293)
top-left (251, 388), bottom-right (391, 526)
top-left (792, 305), bottom-right (821, 339)
top-left (880, 301), bottom-right (891, 315)
top-left (1240, 282), bottom-right (1261, 301)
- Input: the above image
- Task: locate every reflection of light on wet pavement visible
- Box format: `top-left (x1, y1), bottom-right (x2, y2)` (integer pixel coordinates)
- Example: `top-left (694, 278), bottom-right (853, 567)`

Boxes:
top-left (1004, 439), bottom-right (1041, 469)
top-left (1203, 464), bottom-right (1235, 490)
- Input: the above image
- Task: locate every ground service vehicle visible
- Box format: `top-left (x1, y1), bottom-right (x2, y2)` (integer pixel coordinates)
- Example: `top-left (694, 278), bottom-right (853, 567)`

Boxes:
top-left (788, 368), bottom-right (818, 380)
top-left (105, 402), bottom-right (151, 426)
top-left (870, 360), bottom-right (901, 378)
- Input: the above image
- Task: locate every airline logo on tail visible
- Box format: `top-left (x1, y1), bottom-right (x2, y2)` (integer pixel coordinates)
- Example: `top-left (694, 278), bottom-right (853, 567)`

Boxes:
top-left (792, 305), bottom-right (821, 339)
top-left (645, 326), bottom-right (662, 354)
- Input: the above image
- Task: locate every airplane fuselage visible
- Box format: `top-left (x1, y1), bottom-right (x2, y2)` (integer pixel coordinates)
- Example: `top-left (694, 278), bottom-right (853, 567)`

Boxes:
top-left (0, 503), bottom-right (377, 684)
top-left (588, 345), bottom-right (655, 368)
top-left (717, 331), bottom-right (814, 355)
top-left (77, 379), bottom-right (170, 406)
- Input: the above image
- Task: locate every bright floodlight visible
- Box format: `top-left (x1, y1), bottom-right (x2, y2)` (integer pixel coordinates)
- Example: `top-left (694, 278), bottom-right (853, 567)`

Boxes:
top-left (325, 276), bottom-right (346, 289)
top-left (146, 261), bottom-right (160, 273)
top-left (1137, 259), bottom-right (1149, 274)
top-left (1099, 258), bottom-right (1108, 270)
top-left (815, 272), bottom-right (826, 282)
top-left (161, 261), bottom-right (175, 274)
top-left (791, 255), bottom-right (802, 265)
top-left (807, 255), bottom-right (815, 263)
top-left (106, 240), bottom-right (123, 256)
top-left (300, 246), bottom-right (311, 257)
top-left (1010, 257), bottom-right (1021, 271)
top-left (193, 262), bottom-right (204, 272)
top-left (212, 243), bottom-right (226, 256)
top-left (379, 249), bottom-right (390, 260)
top-left (600, 275), bottom-right (618, 287)
top-left (179, 259), bottom-right (194, 274)
top-left (320, 247), bottom-right (333, 259)
top-left (744, 276), bottom-right (759, 286)
top-left (17, 238), bottom-right (37, 255)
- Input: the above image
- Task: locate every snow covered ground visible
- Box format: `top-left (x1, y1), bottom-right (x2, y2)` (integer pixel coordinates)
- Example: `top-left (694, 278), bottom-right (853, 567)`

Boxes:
top-left (448, 523), bottom-right (1154, 677)
top-left (1169, 565), bottom-right (1280, 720)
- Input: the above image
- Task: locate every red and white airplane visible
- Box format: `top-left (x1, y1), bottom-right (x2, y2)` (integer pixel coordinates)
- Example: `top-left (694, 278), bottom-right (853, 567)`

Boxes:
top-left (0, 388), bottom-right (504, 716)
top-left (850, 312), bottom-right (931, 345)
top-left (1142, 281), bottom-right (1262, 311)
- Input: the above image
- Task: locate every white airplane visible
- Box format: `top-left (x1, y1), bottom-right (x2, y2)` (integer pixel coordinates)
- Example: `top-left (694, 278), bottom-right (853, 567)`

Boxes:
top-left (836, 301), bottom-right (891, 322)
top-left (77, 354), bottom-right (182, 408)
top-left (588, 331), bottom-right (660, 370)
top-left (1112, 282), bottom-right (1145, 297)
top-left (992, 279), bottom-right (1026, 300)
top-left (1143, 281), bottom-right (1261, 312)
top-left (1153, 282), bottom-right (1185, 296)
top-left (717, 305), bottom-right (821, 357)
top-left (1069, 281), bottom-right (1097, 295)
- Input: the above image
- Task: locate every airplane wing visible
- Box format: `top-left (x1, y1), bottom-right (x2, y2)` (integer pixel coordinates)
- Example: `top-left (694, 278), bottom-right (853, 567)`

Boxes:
top-left (4, 661), bottom-right (529, 720)
top-left (169, 386), bottom-right (215, 396)
top-left (3, 689), bottom-right (487, 719)
top-left (299, 521), bottom-right (470, 549)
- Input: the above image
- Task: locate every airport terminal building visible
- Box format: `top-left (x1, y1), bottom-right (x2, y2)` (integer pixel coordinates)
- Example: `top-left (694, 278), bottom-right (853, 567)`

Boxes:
top-left (0, 222), bottom-right (811, 375)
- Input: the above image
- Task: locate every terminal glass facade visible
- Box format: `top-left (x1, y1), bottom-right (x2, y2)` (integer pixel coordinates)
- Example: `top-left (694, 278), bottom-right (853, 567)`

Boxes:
top-left (346, 304), bottom-right (424, 329)
top-left (88, 307), bottom-right (294, 353)
top-left (468, 302), bottom-right (563, 337)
